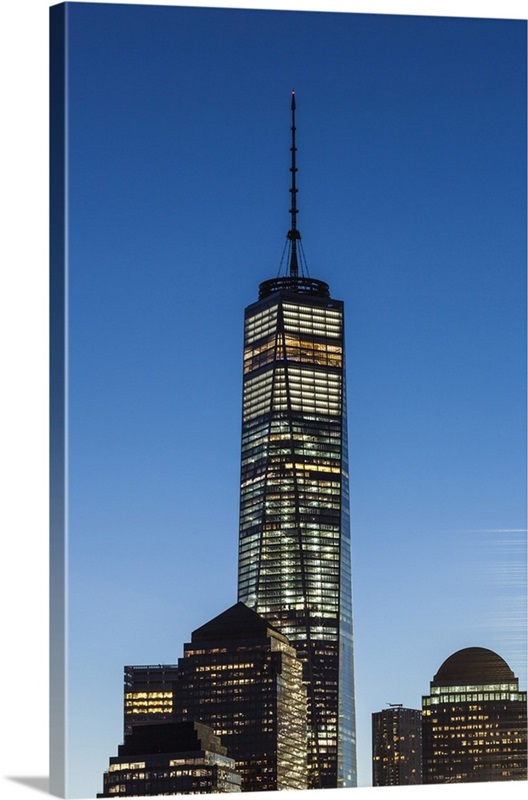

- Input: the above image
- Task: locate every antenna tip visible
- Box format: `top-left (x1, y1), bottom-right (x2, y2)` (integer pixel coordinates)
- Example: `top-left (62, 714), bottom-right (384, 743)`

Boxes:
top-left (291, 89), bottom-right (296, 109)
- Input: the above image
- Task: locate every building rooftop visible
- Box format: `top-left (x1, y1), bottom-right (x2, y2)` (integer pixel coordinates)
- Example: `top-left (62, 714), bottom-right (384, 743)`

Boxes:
top-left (191, 601), bottom-right (289, 645)
top-left (432, 647), bottom-right (517, 686)
top-left (258, 275), bottom-right (330, 300)
top-left (119, 721), bottom-right (227, 757)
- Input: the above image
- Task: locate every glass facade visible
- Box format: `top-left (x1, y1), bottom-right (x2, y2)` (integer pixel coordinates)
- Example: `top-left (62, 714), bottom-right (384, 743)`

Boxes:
top-left (238, 283), bottom-right (357, 788)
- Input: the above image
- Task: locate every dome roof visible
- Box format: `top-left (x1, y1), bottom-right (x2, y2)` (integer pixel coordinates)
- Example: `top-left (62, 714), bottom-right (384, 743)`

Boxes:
top-left (432, 647), bottom-right (516, 686)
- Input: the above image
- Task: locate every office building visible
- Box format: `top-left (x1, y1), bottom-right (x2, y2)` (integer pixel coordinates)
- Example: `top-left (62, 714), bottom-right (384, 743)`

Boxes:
top-left (123, 663), bottom-right (179, 736)
top-left (372, 705), bottom-right (422, 786)
top-left (172, 601), bottom-right (308, 792)
top-left (97, 720), bottom-right (241, 796)
top-left (237, 92), bottom-right (356, 788)
top-left (422, 646), bottom-right (527, 783)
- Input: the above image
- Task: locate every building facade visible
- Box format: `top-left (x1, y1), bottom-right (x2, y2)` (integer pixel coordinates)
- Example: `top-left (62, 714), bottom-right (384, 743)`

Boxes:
top-left (123, 664), bottom-right (179, 736)
top-left (372, 705), bottom-right (422, 786)
top-left (172, 602), bottom-right (308, 792)
top-left (237, 93), bottom-right (356, 788)
top-left (98, 721), bottom-right (241, 796)
top-left (422, 647), bottom-right (527, 783)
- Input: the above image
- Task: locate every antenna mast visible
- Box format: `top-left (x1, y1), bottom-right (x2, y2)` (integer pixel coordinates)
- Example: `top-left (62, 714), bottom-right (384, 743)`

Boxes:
top-left (287, 90), bottom-right (301, 279)
top-left (258, 92), bottom-right (330, 300)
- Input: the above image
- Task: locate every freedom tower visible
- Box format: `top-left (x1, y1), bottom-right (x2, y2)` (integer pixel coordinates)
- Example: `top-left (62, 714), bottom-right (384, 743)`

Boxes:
top-left (237, 93), bottom-right (357, 788)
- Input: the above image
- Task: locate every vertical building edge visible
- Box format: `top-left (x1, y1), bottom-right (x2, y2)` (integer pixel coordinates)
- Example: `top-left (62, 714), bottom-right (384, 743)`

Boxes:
top-left (49, 3), bottom-right (67, 797)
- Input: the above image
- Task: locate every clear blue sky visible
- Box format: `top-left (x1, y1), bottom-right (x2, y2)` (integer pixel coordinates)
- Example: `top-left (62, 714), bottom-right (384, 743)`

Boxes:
top-left (55, 2), bottom-right (526, 797)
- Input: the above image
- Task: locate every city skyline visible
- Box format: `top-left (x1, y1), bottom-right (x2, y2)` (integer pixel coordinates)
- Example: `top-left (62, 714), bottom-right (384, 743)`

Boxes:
top-left (57, 4), bottom-right (525, 797)
top-left (3, 1), bottom-right (526, 799)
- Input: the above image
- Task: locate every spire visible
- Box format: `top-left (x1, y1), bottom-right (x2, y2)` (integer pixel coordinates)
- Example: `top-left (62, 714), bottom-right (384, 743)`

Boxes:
top-left (258, 92), bottom-right (331, 300)
top-left (287, 90), bottom-right (300, 278)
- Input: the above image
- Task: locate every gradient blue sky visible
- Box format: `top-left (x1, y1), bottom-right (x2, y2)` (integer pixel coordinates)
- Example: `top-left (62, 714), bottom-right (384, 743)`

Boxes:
top-left (2, 2), bottom-right (527, 800)
top-left (61, 4), bottom-right (527, 796)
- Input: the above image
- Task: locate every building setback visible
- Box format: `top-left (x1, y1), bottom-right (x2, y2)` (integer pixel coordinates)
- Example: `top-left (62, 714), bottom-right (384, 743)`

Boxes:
top-left (97, 721), bottom-right (241, 796)
top-left (237, 91), bottom-right (356, 789)
top-left (372, 705), bottom-right (422, 786)
top-left (172, 602), bottom-right (307, 792)
top-left (422, 647), bottom-right (527, 783)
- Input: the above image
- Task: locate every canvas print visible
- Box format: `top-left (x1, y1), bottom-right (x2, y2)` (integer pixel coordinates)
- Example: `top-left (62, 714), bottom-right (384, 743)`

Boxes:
top-left (49, 2), bottom-right (527, 798)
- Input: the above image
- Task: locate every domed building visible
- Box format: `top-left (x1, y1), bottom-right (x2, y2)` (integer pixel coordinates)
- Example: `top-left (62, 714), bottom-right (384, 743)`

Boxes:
top-left (422, 647), bottom-right (527, 783)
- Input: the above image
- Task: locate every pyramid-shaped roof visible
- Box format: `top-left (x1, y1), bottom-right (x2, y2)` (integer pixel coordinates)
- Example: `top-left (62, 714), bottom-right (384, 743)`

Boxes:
top-left (191, 601), bottom-right (289, 645)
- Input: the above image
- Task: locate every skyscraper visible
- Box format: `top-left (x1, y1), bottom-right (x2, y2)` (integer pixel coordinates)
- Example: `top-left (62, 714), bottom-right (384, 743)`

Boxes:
top-left (422, 647), bottom-right (527, 783)
top-left (172, 602), bottom-right (308, 792)
top-left (237, 93), bottom-right (356, 788)
top-left (372, 705), bottom-right (422, 786)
